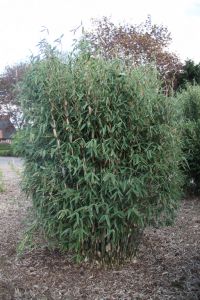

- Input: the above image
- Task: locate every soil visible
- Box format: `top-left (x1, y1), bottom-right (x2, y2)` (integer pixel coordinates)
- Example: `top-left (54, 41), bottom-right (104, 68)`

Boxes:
top-left (0, 157), bottom-right (199, 300)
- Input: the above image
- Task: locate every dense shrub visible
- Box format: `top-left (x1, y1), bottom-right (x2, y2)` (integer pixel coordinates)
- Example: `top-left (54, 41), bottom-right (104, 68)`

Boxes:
top-left (180, 84), bottom-right (200, 194)
top-left (15, 43), bottom-right (183, 264)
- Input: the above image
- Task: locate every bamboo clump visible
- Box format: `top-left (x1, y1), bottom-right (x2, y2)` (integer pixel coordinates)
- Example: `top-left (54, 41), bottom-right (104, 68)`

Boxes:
top-left (15, 42), bottom-right (183, 264)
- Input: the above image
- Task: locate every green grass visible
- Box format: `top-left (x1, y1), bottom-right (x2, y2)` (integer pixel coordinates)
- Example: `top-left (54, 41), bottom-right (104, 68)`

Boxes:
top-left (0, 143), bottom-right (11, 150)
top-left (0, 143), bottom-right (15, 156)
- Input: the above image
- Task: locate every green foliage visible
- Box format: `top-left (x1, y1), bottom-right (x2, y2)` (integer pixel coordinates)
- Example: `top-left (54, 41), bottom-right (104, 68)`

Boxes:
top-left (176, 60), bottom-right (200, 90)
top-left (180, 84), bottom-right (200, 193)
top-left (15, 42), bottom-right (183, 264)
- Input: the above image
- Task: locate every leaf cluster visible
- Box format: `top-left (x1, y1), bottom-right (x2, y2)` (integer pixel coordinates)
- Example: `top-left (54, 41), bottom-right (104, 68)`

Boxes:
top-left (176, 60), bottom-right (200, 90)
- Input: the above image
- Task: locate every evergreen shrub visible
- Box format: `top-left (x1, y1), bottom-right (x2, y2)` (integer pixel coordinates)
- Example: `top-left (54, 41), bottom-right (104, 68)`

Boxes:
top-left (180, 84), bottom-right (200, 194)
top-left (16, 43), bottom-right (183, 264)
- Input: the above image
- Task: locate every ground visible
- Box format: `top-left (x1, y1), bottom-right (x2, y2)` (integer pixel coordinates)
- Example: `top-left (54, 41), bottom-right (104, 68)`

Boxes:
top-left (0, 157), bottom-right (199, 300)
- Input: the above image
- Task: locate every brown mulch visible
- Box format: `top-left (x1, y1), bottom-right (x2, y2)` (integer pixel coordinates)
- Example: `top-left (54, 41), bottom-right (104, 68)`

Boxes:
top-left (0, 158), bottom-right (199, 300)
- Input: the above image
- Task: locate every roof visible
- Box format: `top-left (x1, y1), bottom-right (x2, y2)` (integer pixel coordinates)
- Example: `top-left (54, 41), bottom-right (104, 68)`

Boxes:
top-left (0, 115), bottom-right (16, 139)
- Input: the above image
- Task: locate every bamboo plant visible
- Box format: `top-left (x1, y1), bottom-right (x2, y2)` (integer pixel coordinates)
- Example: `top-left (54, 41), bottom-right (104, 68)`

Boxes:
top-left (15, 41), bottom-right (183, 264)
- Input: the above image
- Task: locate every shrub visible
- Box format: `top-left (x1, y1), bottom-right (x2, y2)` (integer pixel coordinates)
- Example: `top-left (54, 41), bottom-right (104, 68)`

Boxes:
top-left (180, 84), bottom-right (200, 194)
top-left (15, 43), bottom-right (183, 264)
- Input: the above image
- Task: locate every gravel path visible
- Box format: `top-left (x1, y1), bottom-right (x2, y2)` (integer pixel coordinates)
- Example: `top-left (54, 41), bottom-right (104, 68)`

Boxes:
top-left (0, 157), bottom-right (23, 166)
top-left (0, 157), bottom-right (199, 299)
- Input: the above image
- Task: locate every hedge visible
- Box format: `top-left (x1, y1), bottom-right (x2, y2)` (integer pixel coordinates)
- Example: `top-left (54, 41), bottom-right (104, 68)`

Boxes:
top-left (180, 84), bottom-right (200, 194)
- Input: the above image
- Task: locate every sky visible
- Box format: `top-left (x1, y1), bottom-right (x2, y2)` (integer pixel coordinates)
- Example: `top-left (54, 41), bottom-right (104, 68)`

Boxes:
top-left (0, 0), bottom-right (200, 72)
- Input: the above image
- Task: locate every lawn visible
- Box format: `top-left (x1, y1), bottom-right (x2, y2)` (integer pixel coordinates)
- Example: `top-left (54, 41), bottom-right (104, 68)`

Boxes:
top-left (0, 143), bottom-right (14, 156)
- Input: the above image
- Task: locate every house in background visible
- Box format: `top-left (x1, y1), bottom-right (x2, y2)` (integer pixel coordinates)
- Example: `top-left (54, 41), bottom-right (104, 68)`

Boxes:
top-left (0, 115), bottom-right (16, 143)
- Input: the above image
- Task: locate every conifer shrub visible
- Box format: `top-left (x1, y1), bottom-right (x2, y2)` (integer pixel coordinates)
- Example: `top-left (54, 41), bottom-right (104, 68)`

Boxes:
top-left (180, 84), bottom-right (200, 194)
top-left (16, 43), bottom-right (183, 264)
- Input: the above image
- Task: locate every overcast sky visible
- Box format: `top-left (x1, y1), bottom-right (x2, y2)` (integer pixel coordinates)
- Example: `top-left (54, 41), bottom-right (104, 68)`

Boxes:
top-left (0, 0), bottom-right (200, 72)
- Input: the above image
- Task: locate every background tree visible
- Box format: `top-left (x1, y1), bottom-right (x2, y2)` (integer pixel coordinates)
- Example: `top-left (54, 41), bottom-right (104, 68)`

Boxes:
top-left (176, 59), bottom-right (200, 90)
top-left (0, 63), bottom-right (27, 127)
top-left (84, 16), bottom-right (182, 90)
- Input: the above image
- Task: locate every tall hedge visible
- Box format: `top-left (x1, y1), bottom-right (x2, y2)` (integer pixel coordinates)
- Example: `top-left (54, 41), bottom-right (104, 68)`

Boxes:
top-left (180, 84), bottom-right (200, 194)
top-left (16, 44), bottom-right (183, 263)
